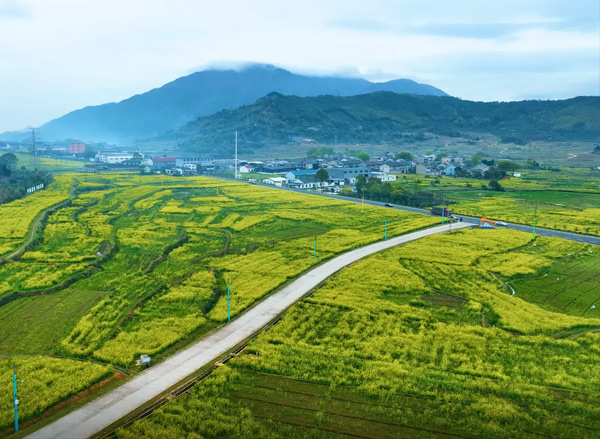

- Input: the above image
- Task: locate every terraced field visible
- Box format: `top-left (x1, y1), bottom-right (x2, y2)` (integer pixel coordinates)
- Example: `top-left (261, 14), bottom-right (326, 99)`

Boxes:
top-left (115, 228), bottom-right (600, 439)
top-left (0, 172), bottom-right (438, 431)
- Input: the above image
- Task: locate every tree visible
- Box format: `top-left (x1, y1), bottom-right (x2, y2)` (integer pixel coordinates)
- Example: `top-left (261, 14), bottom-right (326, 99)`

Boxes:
top-left (395, 151), bottom-right (413, 161)
top-left (316, 168), bottom-right (329, 183)
top-left (355, 175), bottom-right (367, 193)
top-left (488, 180), bottom-right (505, 192)
top-left (593, 145), bottom-right (600, 155)
top-left (357, 151), bottom-right (370, 162)
top-left (469, 156), bottom-right (482, 167)
top-left (497, 160), bottom-right (520, 173)
top-left (0, 153), bottom-right (18, 169)
top-left (436, 152), bottom-right (447, 161)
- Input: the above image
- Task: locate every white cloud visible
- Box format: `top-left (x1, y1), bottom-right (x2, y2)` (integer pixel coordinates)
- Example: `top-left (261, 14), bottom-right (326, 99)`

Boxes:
top-left (0, 0), bottom-right (598, 132)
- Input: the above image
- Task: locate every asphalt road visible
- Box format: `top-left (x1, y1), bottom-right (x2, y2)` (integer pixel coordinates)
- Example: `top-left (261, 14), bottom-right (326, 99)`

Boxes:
top-left (26, 222), bottom-right (471, 439)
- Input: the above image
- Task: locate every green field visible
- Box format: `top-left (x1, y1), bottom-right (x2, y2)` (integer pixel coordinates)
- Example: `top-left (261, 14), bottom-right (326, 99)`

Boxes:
top-left (1, 171), bottom-right (599, 437)
top-left (13, 153), bottom-right (83, 173)
top-left (115, 228), bottom-right (600, 439)
top-left (512, 250), bottom-right (600, 318)
top-left (0, 173), bottom-right (439, 430)
top-left (394, 169), bottom-right (600, 236)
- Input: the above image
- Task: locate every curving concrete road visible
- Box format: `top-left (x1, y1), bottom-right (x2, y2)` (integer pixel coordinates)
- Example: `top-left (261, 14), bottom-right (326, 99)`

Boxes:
top-left (26, 222), bottom-right (470, 439)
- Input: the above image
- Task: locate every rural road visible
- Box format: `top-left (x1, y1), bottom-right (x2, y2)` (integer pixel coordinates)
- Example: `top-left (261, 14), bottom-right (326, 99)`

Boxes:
top-left (26, 222), bottom-right (470, 439)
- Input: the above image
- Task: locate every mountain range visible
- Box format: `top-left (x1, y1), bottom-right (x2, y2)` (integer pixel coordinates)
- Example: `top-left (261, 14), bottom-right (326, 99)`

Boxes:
top-left (174, 92), bottom-right (600, 155)
top-left (0, 64), bottom-right (447, 144)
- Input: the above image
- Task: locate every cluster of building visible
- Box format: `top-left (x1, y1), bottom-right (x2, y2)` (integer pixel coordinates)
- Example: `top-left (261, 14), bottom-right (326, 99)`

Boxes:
top-left (88, 149), bottom-right (496, 189)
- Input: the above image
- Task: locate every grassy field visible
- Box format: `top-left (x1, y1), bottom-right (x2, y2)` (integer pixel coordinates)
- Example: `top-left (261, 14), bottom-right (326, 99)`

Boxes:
top-left (115, 228), bottom-right (600, 439)
top-left (0, 357), bottom-right (112, 431)
top-left (0, 173), bottom-right (439, 430)
top-left (512, 250), bottom-right (600, 318)
top-left (12, 153), bottom-right (84, 173)
top-left (395, 168), bottom-right (600, 236)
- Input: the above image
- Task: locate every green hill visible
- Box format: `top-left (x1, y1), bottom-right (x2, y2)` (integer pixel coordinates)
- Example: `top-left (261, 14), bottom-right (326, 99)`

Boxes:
top-left (174, 92), bottom-right (600, 154)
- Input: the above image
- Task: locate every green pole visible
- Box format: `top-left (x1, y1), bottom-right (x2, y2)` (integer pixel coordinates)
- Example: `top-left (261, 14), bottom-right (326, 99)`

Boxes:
top-left (227, 282), bottom-right (230, 322)
top-left (441, 207), bottom-right (445, 224)
top-left (532, 203), bottom-right (537, 239)
top-left (384, 219), bottom-right (387, 241)
top-left (13, 364), bottom-right (18, 432)
top-left (313, 237), bottom-right (316, 261)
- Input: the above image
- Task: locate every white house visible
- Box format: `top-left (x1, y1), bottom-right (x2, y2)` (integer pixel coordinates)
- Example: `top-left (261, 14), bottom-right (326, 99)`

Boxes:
top-left (95, 152), bottom-right (141, 164)
top-left (165, 167), bottom-right (183, 176)
top-left (239, 165), bottom-right (254, 173)
top-left (379, 164), bottom-right (391, 173)
top-left (371, 172), bottom-right (397, 182)
top-left (263, 177), bottom-right (287, 187)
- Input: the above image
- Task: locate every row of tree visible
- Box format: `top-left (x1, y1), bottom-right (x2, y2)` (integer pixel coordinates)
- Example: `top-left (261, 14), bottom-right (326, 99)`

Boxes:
top-left (0, 153), bottom-right (53, 204)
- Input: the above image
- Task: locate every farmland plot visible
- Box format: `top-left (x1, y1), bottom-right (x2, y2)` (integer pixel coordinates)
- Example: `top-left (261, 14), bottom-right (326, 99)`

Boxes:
top-left (0, 172), bottom-right (439, 429)
top-left (116, 228), bottom-right (600, 439)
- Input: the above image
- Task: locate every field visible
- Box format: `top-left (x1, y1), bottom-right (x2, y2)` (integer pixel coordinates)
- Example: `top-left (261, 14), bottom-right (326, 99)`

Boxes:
top-left (0, 357), bottom-right (112, 431)
top-left (512, 250), bottom-right (600, 318)
top-left (0, 172), bottom-right (439, 429)
top-left (394, 168), bottom-right (600, 236)
top-left (12, 153), bottom-right (84, 173)
top-left (115, 228), bottom-right (600, 439)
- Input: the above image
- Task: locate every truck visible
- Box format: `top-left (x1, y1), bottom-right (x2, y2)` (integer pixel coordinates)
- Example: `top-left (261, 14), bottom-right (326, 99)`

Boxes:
top-left (430, 206), bottom-right (453, 217)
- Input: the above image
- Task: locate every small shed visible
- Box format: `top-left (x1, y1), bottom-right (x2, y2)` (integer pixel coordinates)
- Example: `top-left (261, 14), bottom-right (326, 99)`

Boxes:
top-left (140, 354), bottom-right (151, 366)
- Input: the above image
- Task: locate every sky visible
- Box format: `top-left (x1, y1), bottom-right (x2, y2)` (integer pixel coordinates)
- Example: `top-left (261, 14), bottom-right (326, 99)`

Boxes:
top-left (0, 0), bottom-right (598, 132)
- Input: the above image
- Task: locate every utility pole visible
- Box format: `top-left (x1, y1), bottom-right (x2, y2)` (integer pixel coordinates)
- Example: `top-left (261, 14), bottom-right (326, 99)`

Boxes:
top-left (13, 364), bottom-right (18, 432)
top-left (313, 237), bottom-right (317, 261)
top-left (384, 219), bottom-right (387, 241)
top-left (532, 203), bottom-right (538, 239)
top-left (234, 131), bottom-right (239, 180)
top-left (227, 281), bottom-right (231, 322)
top-left (30, 127), bottom-right (37, 170)
top-left (441, 194), bottom-right (446, 224)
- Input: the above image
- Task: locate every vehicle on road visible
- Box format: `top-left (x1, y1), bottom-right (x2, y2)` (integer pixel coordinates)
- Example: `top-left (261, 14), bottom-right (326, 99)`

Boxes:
top-left (384, 203), bottom-right (393, 207)
top-left (496, 221), bottom-right (507, 226)
top-left (430, 206), bottom-right (452, 217)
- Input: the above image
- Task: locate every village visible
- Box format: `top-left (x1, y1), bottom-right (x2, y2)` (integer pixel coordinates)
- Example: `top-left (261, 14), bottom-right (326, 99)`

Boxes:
top-left (85, 148), bottom-right (514, 192)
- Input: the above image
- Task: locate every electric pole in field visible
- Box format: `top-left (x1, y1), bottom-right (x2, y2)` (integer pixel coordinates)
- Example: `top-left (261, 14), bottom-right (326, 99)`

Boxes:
top-left (234, 131), bottom-right (239, 180)
top-left (532, 203), bottom-right (538, 239)
top-left (13, 364), bottom-right (19, 432)
top-left (29, 127), bottom-right (37, 169)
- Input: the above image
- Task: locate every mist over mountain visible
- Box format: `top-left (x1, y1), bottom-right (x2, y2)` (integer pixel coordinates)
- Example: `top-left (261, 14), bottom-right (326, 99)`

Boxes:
top-left (0, 64), bottom-right (447, 144)
top-left (174, 92), bottom-right (600, 155)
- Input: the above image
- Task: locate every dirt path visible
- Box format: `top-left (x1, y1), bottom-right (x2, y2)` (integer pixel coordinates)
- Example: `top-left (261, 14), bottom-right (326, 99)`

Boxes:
top-left (1, 199), bottom-right (70, 263)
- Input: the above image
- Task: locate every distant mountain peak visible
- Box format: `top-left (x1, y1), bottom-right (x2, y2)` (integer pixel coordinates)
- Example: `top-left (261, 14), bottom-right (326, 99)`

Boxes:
top-left (0, 63), bottom-right (448, 143)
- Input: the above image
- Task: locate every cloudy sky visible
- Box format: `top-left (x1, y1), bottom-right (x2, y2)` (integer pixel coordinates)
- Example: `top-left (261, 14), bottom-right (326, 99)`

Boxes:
top-left (0, 0), bottom-right (598, 132)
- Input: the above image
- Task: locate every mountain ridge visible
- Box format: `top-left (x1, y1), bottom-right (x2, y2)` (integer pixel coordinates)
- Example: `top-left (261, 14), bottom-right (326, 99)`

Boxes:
top-left (0, 64), bottom-right (447, 143)
top-left (173, 91), bottom-right (600, 155)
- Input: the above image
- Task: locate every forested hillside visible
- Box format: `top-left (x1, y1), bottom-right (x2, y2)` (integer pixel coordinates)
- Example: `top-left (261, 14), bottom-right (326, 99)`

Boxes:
top-left (174, 92), bottom-right (600, 154)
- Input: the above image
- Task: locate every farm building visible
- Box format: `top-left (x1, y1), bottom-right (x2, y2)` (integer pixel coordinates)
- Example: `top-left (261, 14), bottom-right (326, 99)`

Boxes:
top-left (263, 177), bottom-right (287, 187)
